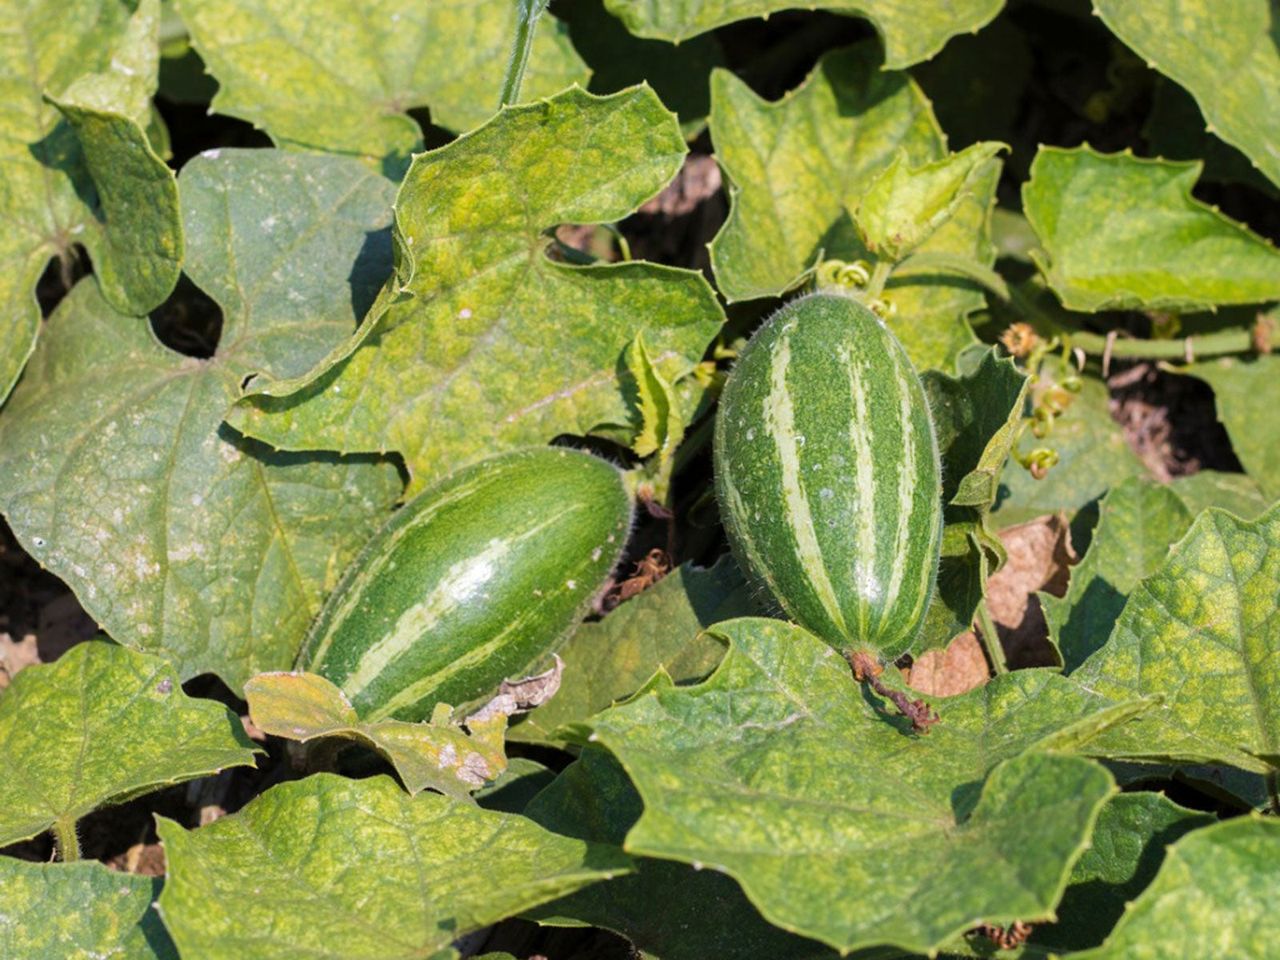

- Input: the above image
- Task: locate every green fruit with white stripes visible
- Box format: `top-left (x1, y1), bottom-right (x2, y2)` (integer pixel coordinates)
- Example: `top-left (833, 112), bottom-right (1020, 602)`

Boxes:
top-left (714, 293), bottom-right (942, 659)
top-left (299, 447), bottom-right (632, 721)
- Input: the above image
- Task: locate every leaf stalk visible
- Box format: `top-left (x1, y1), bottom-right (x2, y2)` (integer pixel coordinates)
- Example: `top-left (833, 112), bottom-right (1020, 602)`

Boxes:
top-left (499, 0), bottom-right (550, 108)
top-left (53, 814), bottom-right (80, 862)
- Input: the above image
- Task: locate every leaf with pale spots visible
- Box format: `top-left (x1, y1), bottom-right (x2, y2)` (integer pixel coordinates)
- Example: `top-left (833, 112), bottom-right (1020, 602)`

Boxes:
top-left (1071, 505), bottom-right (1280, 774)
top-left (602, 0), bottom-right (1002, 69)
top-left (227, 86), bottom-right (723, 496)
top-left (0, 859), bottom-right (177, 960)
top-left (0, 150), bottom-right (403, 690)
top-left (245, 671), bottom-right (507, 799)
top-left (708, 45), bottom-right (998, 372)
top-left (1184, 353), bottom-right (1280, 501)
top-left (1023, 147), bottom-right (1280, 312)
top-left (156, 773), bottom-right (632, 960)
top-left (1095, 0), bottom-right (1280, 190)
top-left (176, 0), bottom-right (588, 167)
top-left (0, 0), bottom-right (182, 404)
top-left (1065, 817), bottom-right (1280, 960)
top-left (0, 641), bottom-right (257, 848)
top-left (581, 617), bottom-right (1145, 954)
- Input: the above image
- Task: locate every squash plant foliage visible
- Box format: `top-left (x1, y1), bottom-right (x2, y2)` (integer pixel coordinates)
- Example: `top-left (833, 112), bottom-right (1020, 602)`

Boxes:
top-left (3, 1), bottom-right (1280, 958)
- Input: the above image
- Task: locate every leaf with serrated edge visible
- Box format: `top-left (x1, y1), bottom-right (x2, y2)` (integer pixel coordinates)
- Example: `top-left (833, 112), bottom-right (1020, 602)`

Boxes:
top-left (708, 45), bottom-right (998, 371)
top-left (227, 86), bottom-right (723, 496)
top-left (245, 672), bottom-right (506, 799)
top-left (526, 746), bottom-right (838, 960)
top-left (1095, 0), bottom-right (1280, 190)
top-left (0, 641), bottom-right (256, 847)
top-left (0, 859), bottom-right (176, 960)
top-left (1183, 355), bottom-right (1280, 501)
top-left (603, 0), bottom-right (1002, 68)
top-left (1028, 792), bottom-right (1213, 954)
top-left (856, 141), bottom-right (1005, 261)
top-left (0, 0), bottom-right (181, 403)
top-left (1072, 505), bottom-right (1280, 773)
top-left (1066, 817), bottom-right (1280, 960)
top-left (509, 557), bottom-right (753, 745)
top-left (1043, 478), bottom-right (1193, 672)
top-left (156, 773), bottom-right (632, 960)
top-left (0, 151), bottom-right (403, 689)
top-left (1023, 147), bottom-right (1280, 312)
top-left (176, 0), bottom-right (588, 166)
top-left (583, 617), bottom-right (1142, 954)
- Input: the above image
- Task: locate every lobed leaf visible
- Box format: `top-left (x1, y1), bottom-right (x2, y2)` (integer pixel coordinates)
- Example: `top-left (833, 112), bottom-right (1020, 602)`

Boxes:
top-left (176, 0), bottom-right (589, 167)
top-left (0, 151), bottom-right (403, 689)
top-left (1184, 354), bottom-right (1280, 501)
top-left (0, 641), bottom-right (257, 848)
top-left (244, 671), bottom-right (507, 799)
top-left (602, 0), bottom-right (1004, 68)
top-left (0, 859), bottom-right (176, 960)
top-left (1042, 478), bottom-right (1194, 672)
top-left (1023, 147), bottom-right (1280, 312)
top-left (0, 0), bottom-right (181, 403)
top-left (509, 557), bottom-right (754, 745)
top-left (1095, 0), bottom-right (1280, 190)
top-left (228, 86), bottom-right (723, 495)
top-left (1065, 817), bottom-right (1280, 959)
top-left (156, 773), bottom-right (632, 960)
top-left (583, 617), bottom-right (1142, 954)
top-left (1072, 504), bottom-right (1280, 773)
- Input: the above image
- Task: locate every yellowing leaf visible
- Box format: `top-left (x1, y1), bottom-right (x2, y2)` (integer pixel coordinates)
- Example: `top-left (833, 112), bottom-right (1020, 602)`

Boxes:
top-left (0, 0), bottom-right (182, 402)
top-left (177, 0), bottom-right (589, 166)
top-left (0, 641), bottom-right (257, 848)
top-left (157, 773), bottom-right (632, 960)
top-left (1023, 147), bottom-right (1280, 312)
top-left (245, 671), bottom-right (507, 799)
top-left (228, 86), bottom-right (723, 496)
top-left (602, 0), bottom-right (1003, 68)
top-left (0, 151), bottom-right (404, 689)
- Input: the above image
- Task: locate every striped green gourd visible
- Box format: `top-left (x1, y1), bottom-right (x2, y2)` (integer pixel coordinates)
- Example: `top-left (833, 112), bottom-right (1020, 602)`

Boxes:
top-left (714, 292), bottom-right (942, 659)
top-left (299, 447), bottom-right (632, 721)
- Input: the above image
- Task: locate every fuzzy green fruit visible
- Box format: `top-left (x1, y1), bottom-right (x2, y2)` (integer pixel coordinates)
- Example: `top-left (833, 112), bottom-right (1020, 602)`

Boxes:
top-left (300, 447), bottom-right (632, 720)
top-left (714, 293), bottom-right (943, 659)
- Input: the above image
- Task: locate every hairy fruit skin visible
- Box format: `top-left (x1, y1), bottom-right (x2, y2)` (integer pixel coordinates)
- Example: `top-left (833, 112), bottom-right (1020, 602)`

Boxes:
top-left (300, 447), bottom-right (633, 721)
top-left (714, 293), bottom-right (943, 660)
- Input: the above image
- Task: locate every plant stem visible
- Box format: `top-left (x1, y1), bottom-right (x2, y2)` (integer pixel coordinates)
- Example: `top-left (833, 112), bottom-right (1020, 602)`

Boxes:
top-left (865, 260), bottom-right (893, 299)
top-left (1267, 769), bottom-right (1280, 816)
top-left (975, 600), bottom-right (1009, 675)
top-left (53, 815), bottom-right (80, 862)
top-left (499, 0), bottom-right (550, 108)
top-left (894, 251), bottom-right (1011, 301)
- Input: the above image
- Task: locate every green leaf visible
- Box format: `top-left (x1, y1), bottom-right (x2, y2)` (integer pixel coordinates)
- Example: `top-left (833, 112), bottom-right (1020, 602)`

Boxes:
top-left (583, 617), bottom-right (1140, 954)
top-left (565, 0), bottom-right (724, 137)
top-left (602, 0), bottom-right (1004, 68)
top-left (474, 757), bottom-right (557, 814)
top-left (0, 0), bottom-right (182, 402)
top-left (0, 859), bottom-right (176, 960)
top-left (708, 45), bottom-right (999, 371)
top-left (508, 557), bottom-right (753, 745)
top-left (0, 151), bottom-right (404, 689)
top-left (228, 87), bottom-right (723, 496)
top-left (0, 641), bottom-right (256, 848)
top-left (526, 746), bottom-right (838, 960)
top-left (1066, 817), bottom-right (1280, 959)
top-left (625, 333), bottom-right (684, 461)
top-left (708, 44), bottom-right (942, 303)
top-left (1042, 478), bottom-right (1194, 672)
top-left (244, 671), bottom-right (507, 799)
top-left (1095, 0), bottom-right (1280, 190)
top-left (1171, 470), bottom-right (1272, 521)
top-left (176, 0), bottom-right (589, 167)
top-left (917, 349), bottom-right (1028, 649)
top-left (1030, 793), bottom-right (1213, 954)
top-left (856, 141), bottom-right (1005, 261)
top-left (1071, 505), bottom-right (1280, 774)
top-left (157, 773), bottom-right (632, 960)
top-left (994, 361), bottom-right (1144, 527)
top-left (1023, 147), bottom-right (1280, 312)
top-left (1184, 355), bottom-right (1280, 500)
